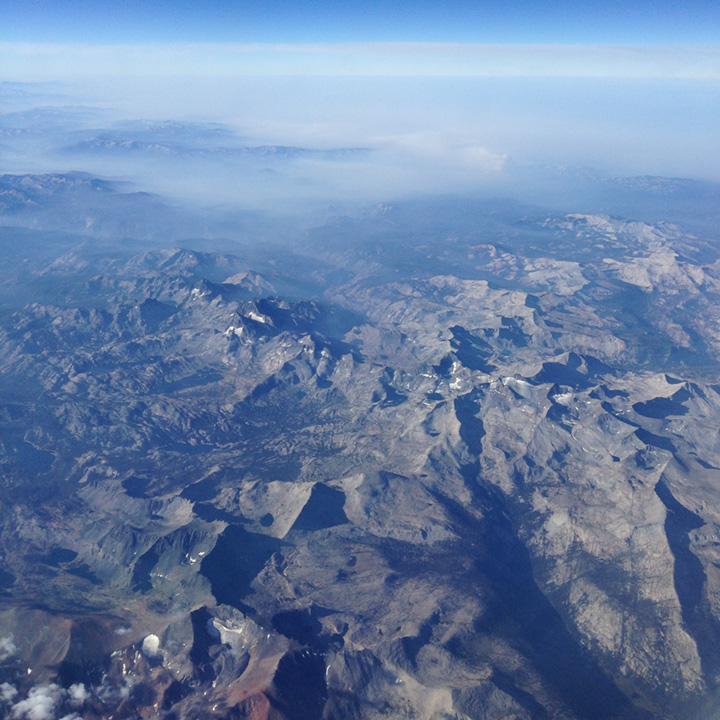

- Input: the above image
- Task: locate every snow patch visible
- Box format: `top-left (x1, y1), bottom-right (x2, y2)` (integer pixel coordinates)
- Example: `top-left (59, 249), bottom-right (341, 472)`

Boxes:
top-left (247, 310), bottom-right (268, 324)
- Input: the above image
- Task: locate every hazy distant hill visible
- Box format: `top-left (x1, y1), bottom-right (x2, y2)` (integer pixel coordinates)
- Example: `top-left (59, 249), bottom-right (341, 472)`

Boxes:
top-left (63, 136), bottom-right (371, 161)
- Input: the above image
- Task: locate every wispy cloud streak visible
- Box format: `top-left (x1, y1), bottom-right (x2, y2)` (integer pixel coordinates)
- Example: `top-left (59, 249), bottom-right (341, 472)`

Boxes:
top-left (2, 42), bottom-right (719, 80)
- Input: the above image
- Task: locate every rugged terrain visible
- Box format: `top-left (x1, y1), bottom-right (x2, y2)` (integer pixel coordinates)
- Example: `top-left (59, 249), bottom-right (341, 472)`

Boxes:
top-left (1, 172), bottom-right (720, 720)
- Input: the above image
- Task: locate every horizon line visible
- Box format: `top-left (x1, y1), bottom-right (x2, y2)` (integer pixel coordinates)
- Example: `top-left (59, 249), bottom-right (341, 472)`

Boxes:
top-left (3, 42), bottom-right (719, 80)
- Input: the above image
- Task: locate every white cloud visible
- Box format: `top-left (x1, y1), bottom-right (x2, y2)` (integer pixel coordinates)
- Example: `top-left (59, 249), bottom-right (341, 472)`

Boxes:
top-left (67, 684), bottom-right (87, 707)
top-left (369, 131), bottom-right (507, 172)
top-left (11, 684), bottom-right (62, 720)
top-left (1, 683), bottom-right (18, 702)
top-left (0, 636), bottom-right (17, 661)
top-left (457, 145), bottom-right (508, 171)
top-left (141, 634), bottom-right (160, 658)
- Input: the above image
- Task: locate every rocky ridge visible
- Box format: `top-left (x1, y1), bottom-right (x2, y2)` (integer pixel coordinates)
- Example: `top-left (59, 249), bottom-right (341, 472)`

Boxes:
top-left (0, 184), bottom-right (720, 719)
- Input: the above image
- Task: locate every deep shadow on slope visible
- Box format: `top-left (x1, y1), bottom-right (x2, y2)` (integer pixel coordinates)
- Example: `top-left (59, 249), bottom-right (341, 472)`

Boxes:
top-left (200, 525), bottom-right (281, 611)
top-left (655, 479), bottom-right (720, 683)
top-left (437, 470), bottom-right (649, 720)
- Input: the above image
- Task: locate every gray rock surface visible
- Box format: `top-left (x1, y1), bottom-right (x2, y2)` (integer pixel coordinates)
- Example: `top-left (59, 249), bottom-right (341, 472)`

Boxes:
top-left (1, 178), bottom-right (720, 719)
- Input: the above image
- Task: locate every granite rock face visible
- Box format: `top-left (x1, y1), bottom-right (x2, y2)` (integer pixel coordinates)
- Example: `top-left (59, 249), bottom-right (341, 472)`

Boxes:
top-left (1, 180), bottom-right (720, 719)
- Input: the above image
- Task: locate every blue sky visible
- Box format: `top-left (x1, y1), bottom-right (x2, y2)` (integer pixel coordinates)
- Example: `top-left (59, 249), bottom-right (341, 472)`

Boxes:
top-left (2, 0), bottom-right (720, 45)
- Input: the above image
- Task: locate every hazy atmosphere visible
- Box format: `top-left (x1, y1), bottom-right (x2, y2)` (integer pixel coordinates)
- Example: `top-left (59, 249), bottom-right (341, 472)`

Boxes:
top-left (3, 2), bottom-right (720, 213)
top-left (2, 2), bottom-right (720, 720)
